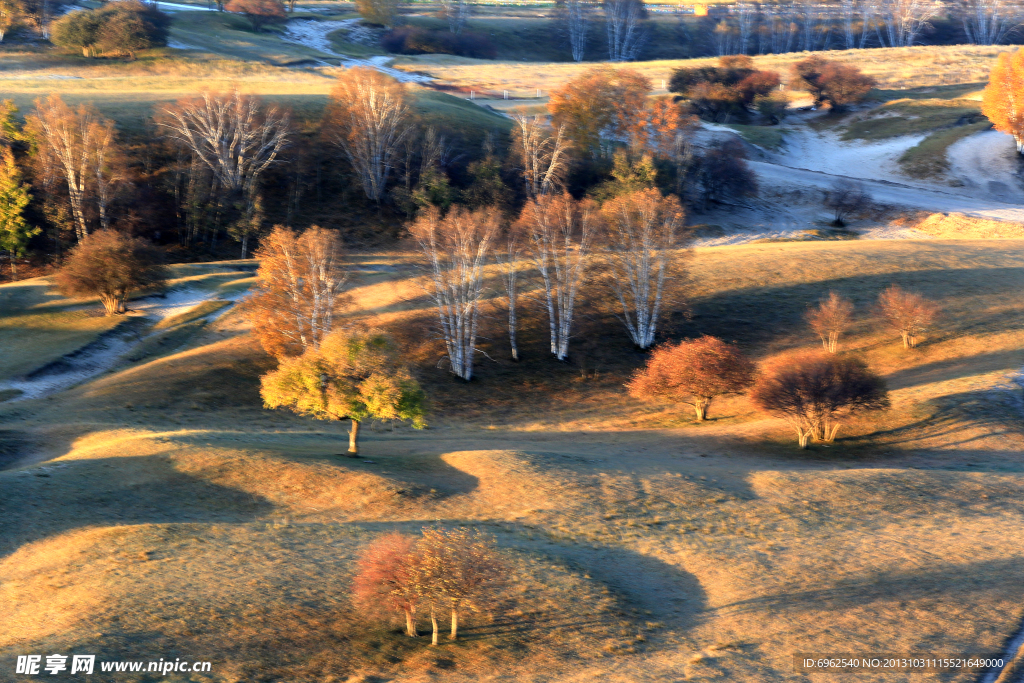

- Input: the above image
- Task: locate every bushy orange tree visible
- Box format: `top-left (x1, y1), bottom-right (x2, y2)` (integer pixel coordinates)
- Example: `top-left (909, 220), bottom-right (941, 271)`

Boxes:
top-left (793, 56), bottom-right (876, 111)
top-left (627, 336), bottom-right (754, 421)
top-left (224, 0), bottom-right (285, 31)
top-left (806, 291), bottom-right (854, 353)
top-left (751, 352), bottom-right (889, 448)
top-left (982, 49), bottom-right (1024, 154)
top-left (55, 230), bottom-right (166, 315)
top-left (876, 285), bottom-right (939, 349)
top-left (548, 66), bottom-right (651, 156)
top-left (351, 532), bottom-right (421, 637)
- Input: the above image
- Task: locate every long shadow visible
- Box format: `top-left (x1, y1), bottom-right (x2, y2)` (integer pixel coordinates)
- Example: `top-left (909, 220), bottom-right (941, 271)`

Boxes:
top-left (0, 453), bottom-right (273, 561)
top-left (884, 349), bottom-right (1024, 391)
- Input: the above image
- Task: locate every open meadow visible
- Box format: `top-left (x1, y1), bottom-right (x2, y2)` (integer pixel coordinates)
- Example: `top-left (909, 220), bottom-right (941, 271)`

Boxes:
top-left (3, 239), bottom-right (1024, 681)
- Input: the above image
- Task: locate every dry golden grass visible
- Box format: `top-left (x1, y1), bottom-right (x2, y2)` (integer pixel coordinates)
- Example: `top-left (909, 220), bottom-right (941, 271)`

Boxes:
top-left (3, 242), bottom-right (1024, 681)
top-left (392, 44), bottom-right (1016, 97)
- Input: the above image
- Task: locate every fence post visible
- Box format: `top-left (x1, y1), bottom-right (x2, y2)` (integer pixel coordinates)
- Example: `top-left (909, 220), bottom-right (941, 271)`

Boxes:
top-left (504, 90), bottom-right (509, 100)
top-left (470, 90), bottom-right (475, 99)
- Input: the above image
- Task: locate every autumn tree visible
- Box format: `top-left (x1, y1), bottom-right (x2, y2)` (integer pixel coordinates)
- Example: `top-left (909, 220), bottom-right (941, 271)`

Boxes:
top-left (603, 0), bottom-right (646, 61)
top-left (224, 0), bottom-right (285, 32)
top-left (517, 193), bottom-right (599, 361)
top-left (0, 0), bottom-right (23, 42)
top-left (51, 1), bottom-right (168, 57)
top-left (412, 528), bottom-right (503, 645)
top-left (351, 532), bottom-right (422, 637)
top-left (55, 229), bottom-right (166, 315)
top-left (510, 112), bottom-right (571, 199)
top-left (27, 95), bottom-right (124, 242)
top-left (493, 224), bottom-right (524, 361)
top-left (627, 336), bottom-right (754, 421)
top-left (982, 49), bottom-right (1024, 153)
top-left (261, 328), bottom-right (426, 453)
top-left (158, 90), bottom-right (290, 245)
top-left (669, 56), bottom-right (780, 121)
top-left (324, 67), bottom-right (412, 204)
top-left (602, 188), bottom-right (689, 349)
top-left (793, 56), bottom-right (876, 111)
top-left (411, 206), bottom-right (498, 381)
top-left (0, 149), bottom-right (37, 276)
top-left (824, 178), bottom-right (870, 226)
top-left (751, 352), bottom-right (890, 448)
top-left (548, 66), bottom-right (650, 157)
top-left (876, 284), bottom-right (939, 349)
top-left (245, 225), bottom-right (350, 358)
top-left (806, 291), bottom-right (854, 353)
top-left (355, 0), bottom-right (399, 27)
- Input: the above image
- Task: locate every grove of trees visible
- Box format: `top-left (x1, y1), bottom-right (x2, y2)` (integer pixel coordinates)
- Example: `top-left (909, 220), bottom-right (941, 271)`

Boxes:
top-left (51, 1), bottom-right (168, 58)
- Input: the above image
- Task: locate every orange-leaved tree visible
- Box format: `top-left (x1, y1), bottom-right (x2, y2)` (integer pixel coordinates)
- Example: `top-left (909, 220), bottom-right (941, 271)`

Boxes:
top-left (260, 328), bottom-right (426, 454)
top-left (55, 230), bottom-right (166, 316)
top-left (548, 66), bottom-right (651, 157)
top-left (982, 49), bottom-right (1024, 154)
top-left (750, 352), bottom-right (889, 448)
top-left (245, 225), bottom-right (350, 358)
top-left (876, 284), bottom-right (939, 349)
top-left (627, 336), bottom-right (754, 421)
top-left (351, 532), bottom-right (422, 637)
top-left (806, 291), bottom-right (854, 353)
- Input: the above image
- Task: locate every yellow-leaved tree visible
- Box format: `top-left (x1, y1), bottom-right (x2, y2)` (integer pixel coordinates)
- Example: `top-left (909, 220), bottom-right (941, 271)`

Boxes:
top-left (982, 49), bottom-right (1024, 154)
top-left (260, 329), bottom-right (426, 454)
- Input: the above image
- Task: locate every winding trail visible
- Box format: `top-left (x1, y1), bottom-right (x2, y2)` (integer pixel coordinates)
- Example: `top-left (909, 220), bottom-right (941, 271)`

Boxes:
top-left (280, 19), bottom-right (432, 82)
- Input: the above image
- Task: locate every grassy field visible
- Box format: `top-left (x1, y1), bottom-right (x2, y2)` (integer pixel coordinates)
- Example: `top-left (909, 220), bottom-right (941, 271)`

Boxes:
top-left (3, 240), bottom-right (1024, 681)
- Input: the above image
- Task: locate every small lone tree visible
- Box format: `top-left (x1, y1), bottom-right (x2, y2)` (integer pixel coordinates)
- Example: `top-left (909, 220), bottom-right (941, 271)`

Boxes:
top-left (806, 291), bottom-right (854, 353)
top-left (876, 285), bottom-right (939, 349)
top-left (224, 0), bottom-right (285, 32)
top-left (55, 230), bottom-right (166, 315)
top-left (351, 532), bottom-right (421, 637)
top-left (626, 336), bottom-right (754, 421)
top-left (751, 352), bottom-right (890, 448)
top-left (824, 178), bottom-right (870, 227)
top-left (260, 328), bottom-right (427, 454)
top-left (412, 528), bottom-right (503, 645)
top-left (983, 49), bottom-right (1024, 154)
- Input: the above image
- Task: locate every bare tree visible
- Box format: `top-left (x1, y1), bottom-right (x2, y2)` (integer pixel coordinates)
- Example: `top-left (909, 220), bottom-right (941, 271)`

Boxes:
top-left (324, 67), bottom-right (412, 205)
top-left (806, 291), bottom-right (854, 353)
top-left (959, 0), bottom-right (1021, 44)
top-left (411, 206), bottom-right (499, 381)
top-left (877, 0), bottom-right (936, 46)
top-left (494, 225), bottom-right (525, 361)
top-left (510, 113), bottom-right (571, 199)
top-left (736, 3), bottom-right (756, 53)
top-left (159, 90), bottom-right (289, 239)
top-left (752, 352), bottom-right (890, 448)
top-left (439, 0), bottom-right (470, 34)
top-left (27, 95), bottom-right (121, 242)
top-left (245, 225), bottom-right (350, 358)
top-left (876, 284), bottom-right (939, 349)
top-left (824, 178), bottom-right (870, 226)
top-left (601, 188), bottom-right (688, 349)
top-left (604, 0), bottom-right (646, 61)
top-left (562, 0), bottom-right (592, 61)
top-left (840, 0), bottom-right (858, 47)
top-left (859, 0), bottom-right (878, 46)
top-left (517, 193), bottom-right (598, 362)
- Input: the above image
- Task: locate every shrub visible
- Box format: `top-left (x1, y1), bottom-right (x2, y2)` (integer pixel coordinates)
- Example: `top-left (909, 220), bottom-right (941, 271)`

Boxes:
top-left (793, 56), bottom-right (876, 111)
top-left (356, 0), bottom-right (399, 28)
top-left (876, 285), bottom-right (939, 349)
top-left (627, 335), bottom-right (755, 421)
top-left (806, 291), bottom-right (854, 353)
top-left (824, 178), bottom-right (870, 227)
top-left (51, 1), bottom-right (167, 57)
top-left (224, 0), bottom-right (285, 32)
top-left (55, 229), bottom-right (166, 315)
top-left (751, 352), bottom-right (890, 449)
top-left (380, 26), bottom-right (496, 58)
top-left (351, 533), bottom-right (421, 637)
top-left (695, 139), bottom-right (757, 208)
top-left (754, 91), bottom-right (788, 124)
top-left (669, 56), bottom-right (780, 121)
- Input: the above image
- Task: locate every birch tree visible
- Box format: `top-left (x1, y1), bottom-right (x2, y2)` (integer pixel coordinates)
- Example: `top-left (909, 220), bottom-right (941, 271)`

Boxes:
top-left (510, 113), bottom-right (571, 199)
top-left (561, 0), bottom-right (592, 61)
top-left (603, 0), bottom-right (646, 61)
top-left (983, 49), bottom-right (1024, 153)
top-left (158, 90), bottom-right (290, 240)
top-left (439, 0), bottom-right (469, 34)
top-left (877, 0), bottom-right (936, 46)
top-left (246, 225), bottom-right (350, 358)
top-left (806, 291), bottom-right (854, 353)
top-left (840, 0), bottom-right (857, 48)
top-left (27, 95), bottom-right (120, 242)
top-left (601, 188), bottom-right (688, 349)
top-left (324, 67), bottom-right (412, 204)
top-left (959, 0), bottom-right (1021, 44)
top-left (411, 206), bottom-right (498, 381)
top-left (736, 3), bottom-right (756, 54)
top-left (517, 193), bottom-right (598, 362)
top-left (493, 225), bottom-right (525, 361)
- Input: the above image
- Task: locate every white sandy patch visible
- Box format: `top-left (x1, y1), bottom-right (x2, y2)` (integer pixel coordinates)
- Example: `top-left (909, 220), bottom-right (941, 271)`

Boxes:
top-left (281, 19), bottom-right (432, 82)
top-left (946, 129), bottom-right (1024, 202)
top-left (152, 1), bottom-right (216, 11)
top-left (771, 126), bottom-right (927, 185)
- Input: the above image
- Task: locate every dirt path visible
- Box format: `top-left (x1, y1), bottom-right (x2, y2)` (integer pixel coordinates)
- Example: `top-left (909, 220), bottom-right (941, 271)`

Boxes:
top-left (280, 19), bottom-right (432, 82)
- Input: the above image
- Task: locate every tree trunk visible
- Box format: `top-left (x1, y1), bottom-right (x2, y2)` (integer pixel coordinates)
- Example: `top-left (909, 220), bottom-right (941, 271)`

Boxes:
top-left (430, 609), bottom-right (439, 646)
top-left (694, 398), bottom-right (708, 422)
top-left (450, 607), bottom-right (459, 640)
top-left (797, 427), bottom-right (810, 449)
top-left (348, 419), bottom-right (360, 454)
top-left (404, 607), bottom-right (418, 637)
top-left (901, 330), bottom-right (910, 349)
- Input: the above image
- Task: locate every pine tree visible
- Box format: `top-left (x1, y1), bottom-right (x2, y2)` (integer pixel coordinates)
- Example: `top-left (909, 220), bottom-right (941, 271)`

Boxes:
top-left (0, 148), bottom-right (38, 276)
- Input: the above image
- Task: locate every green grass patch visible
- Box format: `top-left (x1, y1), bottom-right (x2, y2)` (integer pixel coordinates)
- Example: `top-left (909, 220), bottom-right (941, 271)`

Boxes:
top-left (326, 28), bottom-right (386, 58)
top-left (872, 82), bottom-right (986, 101)
top-left (411, 88), bottom-right (514, 145)
top-left (722, 123), bottom-right (785, 150)
top-left (217, 277), bottom-right (257, 298)
top-left (841, 98), bottom-right (984, 140)
top-left (154, 300), bottom-right (231, 331)
top-left (899, 121), bottom-right (992, 178)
